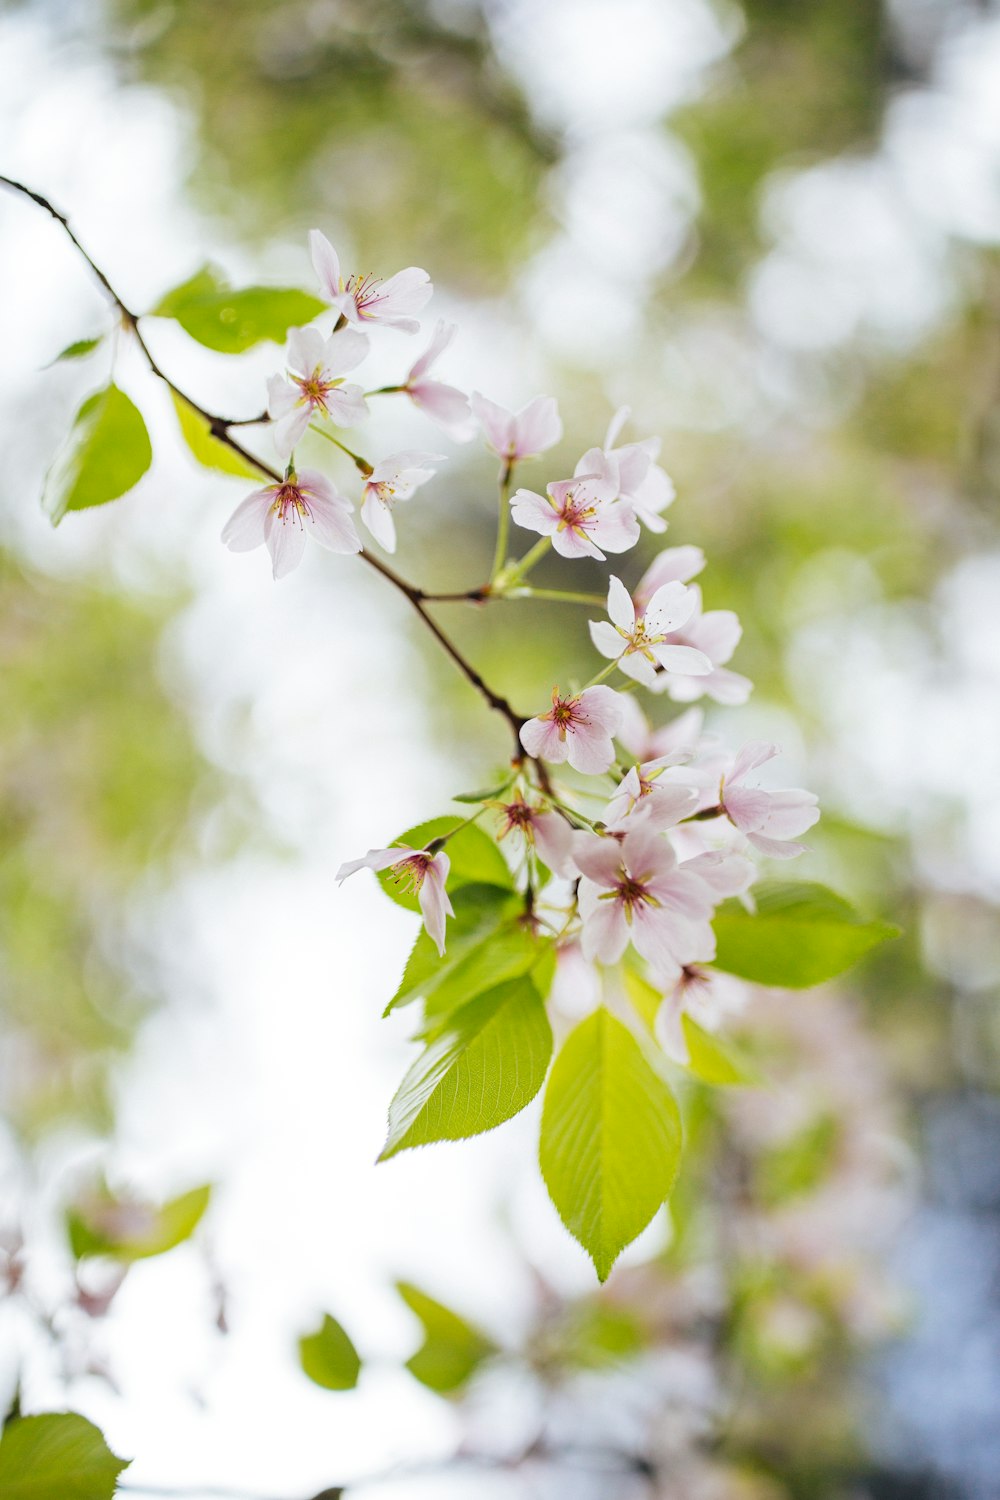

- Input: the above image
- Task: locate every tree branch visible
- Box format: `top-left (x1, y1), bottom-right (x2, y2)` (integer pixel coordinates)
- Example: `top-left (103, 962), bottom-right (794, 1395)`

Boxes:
top-left (0, 174), bottom-right (525, 755)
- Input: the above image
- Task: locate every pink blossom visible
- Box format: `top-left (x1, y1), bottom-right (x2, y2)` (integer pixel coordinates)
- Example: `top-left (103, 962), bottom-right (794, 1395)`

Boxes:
top-left (403, 321), bottom-right (473, 439)
top-left (654, 586), bottom-right (752, 706)
top-left (310, 229), bottom-right (432, 333)
top-left (336, 845), bottom-right (453, 956)
top-left (720, 742), bottom-right (820, 859)
top-left (359, 450), bottom-right (446, 553)
top-left (496, 799), bottom-right (574, 875)
top-left (519, 685), bottom-right (624, 774)
top-left (574, 406), bottom-right (676, 533)
top-left (266, 326), bottom-right (369, 461)
top-left (470, 392), bottom-right (562, 462)
top-left (573, 822), bottom-right (716, 973)
top-left (589, 575), bottom-right (710, 686)
top-left (509, 477), bottom-right (639, 561)
top-left (604, 758), bottom-right (700, 831)
top-left (616, 701), bottom-right (706, 762)
top-left (221, 469), bottom-right (361, 580)
top-left (654, 964), bottom-right (750, 1065)
top-left (633, 546), bottom-right (706, 613)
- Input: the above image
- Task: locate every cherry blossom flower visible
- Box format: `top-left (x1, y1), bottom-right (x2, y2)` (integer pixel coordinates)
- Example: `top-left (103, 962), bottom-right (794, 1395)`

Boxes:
top-left (221, 469), bottom-right (361, 580)
top-left (519, 685), bottom-right (624, 774)
top-left (604, 758), bottom-right (700, 831)
top-left (655, 963), bottom-right (751, 1065)
top-left (310, 229), bottom-right (432, 333)
top-left (266, 326), bottom-right (370, 461)
top-left (496, 799), bottom-right (574, 875)
top-left (402, 321), bottom-right (473, 439)
top-left (575, 406), bottom-right (676, 533)
top-left (359, 450), bottom-right (446, 552)
top-left (720, 742), bottom-right (820, 858)
top-left (573, 822), bottom-right (716, 973)
top-left (471, 392), bottom-right (562, 462)
top-left (509, 477), bottom-right (639, 561)
top-left (616, 701), bottom-right (706, 763)
top-left (336, 845), bottom-right (453, 955)
top-left (633, 546), bottom-right (706, 612)
top-left (653, 586), bottom-right (753, 706)
top-left (589, 575), bottom-right (710, 686)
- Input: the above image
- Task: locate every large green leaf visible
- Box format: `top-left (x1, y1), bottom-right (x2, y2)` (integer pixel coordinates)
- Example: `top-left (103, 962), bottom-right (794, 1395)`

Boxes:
top-left (379, 976), bottom-right (552, 1160)
top-left (540, 1009), bottom-right (683, 1282)
top-left (376, 817), bottom-right (513, 915)
top-left (42, 385), bottom-right (152, 524)
top-left (171, 392), bottom-right (262, 479)
top-left (152, 265), bottom-right (325, 353)
top-left (67, 1183), bottom-right (211, 1262)
top-left (0, 1413), bottom-right (129, 1500)
top-left (396, 1282), bottom-right (495, 1394)
top-left (298, 1313), bottom-right (362, 1392)
top-left (712, 882), bottom-right (899, 989)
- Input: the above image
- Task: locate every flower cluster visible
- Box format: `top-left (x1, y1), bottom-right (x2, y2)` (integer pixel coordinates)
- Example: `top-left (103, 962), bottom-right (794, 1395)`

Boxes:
top-left (218, 225), bottom-right (820, 1061)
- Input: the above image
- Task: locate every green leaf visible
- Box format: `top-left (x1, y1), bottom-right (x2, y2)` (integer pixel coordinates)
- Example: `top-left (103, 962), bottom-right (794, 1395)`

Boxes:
top-left (376, 818), bottom-right (513, 915)
top-left (757, 1114), bottom-right (839, 1206)
top-left (417, 920), bottom-right (555, 1036)
top-left (67, 1183), bottom-right (211, 1262)
top-left (712, 882), bottom-right (899, 989)
top-left (539, 1009), bottom-right (683, 1282)
top-left (387, 883), bottom-right (521, 1015)
top-left (298, 1313), bottom-right (362, 1392)
top-left (681, 1016), bottom-right (759, 1087)
top-left (621, 964), bottom-right (663, 1032)
top-left (0, 1413), bottom-right (129, 1500)
top-left (171, 392), bottom-right (261, 479)
top-left (379, 976), bottom-right (552, 1160)
top-left (42, 385), bottom-right (152, 524)
top-left (48, 336), bottom-right (103, 365)
top-left (452, 775), bottom-right (515, 805)
top-left (152, 264), bottom-right (325, 354)
top-left (396, 1282), bottom-right (495, 1394)
top-left (548, 1302), bottom-right (644, 1371)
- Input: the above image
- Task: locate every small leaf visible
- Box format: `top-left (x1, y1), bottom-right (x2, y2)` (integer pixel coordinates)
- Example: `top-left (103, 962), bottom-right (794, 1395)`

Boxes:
top-left (152, 264), bottom-right (325, 354)
top-left (42, 385), bottom-right (152, 524)
top-left (48, 336), bottom-right (103, 365)
top-left (171, 392), bottom-right (262, 479)
top-left (67, 1183), bottom-right (211, 1262)
top-left (377, 817), bottom-right (513, 915)
top-left (418, 919), bottom-right (555, 1035)
top-left (681, 1016), bottom-right (759, 1087)
top-left (540, 1009), bottom-right (683, 1282)
top-left (712, 882), bottom-right (899, 989)
top-left (0, 1413), bottom-right (129, 1500)
top-left (379, 976), bottom-right (552, 1160)
top-left (397, 1281), bottom-right (495, 1394)
top-left (452, 776), bottom-right (514, 805)
top-left (298, 1313), bottom-right (362, 1392)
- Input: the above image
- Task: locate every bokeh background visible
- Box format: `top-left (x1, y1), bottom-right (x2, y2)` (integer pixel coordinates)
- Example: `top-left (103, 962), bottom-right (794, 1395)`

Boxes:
top-left (1, 0), bottom-right (999, 1495)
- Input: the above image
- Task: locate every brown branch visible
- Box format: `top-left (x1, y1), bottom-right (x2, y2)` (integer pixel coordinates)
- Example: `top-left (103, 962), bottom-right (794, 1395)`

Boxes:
top-left (0, 174), bottom-right (524, 754)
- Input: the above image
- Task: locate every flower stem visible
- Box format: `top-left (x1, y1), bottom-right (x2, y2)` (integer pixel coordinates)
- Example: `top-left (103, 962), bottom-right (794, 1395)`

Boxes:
top-left (489, 458), bottom-right (516, 582)
top-left (507, 586), bottom-right (607, 607)
top-left (309, 423), bottom-right (373, 475)
top-left (582, 661), bottom-right (618, 689)
top-left (498, 535), bottom-right (551, 591)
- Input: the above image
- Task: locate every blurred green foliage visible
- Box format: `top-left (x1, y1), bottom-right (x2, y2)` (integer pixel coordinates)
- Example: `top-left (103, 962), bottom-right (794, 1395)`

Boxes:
top-left (0, 553), bottom-right (218, 1140)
